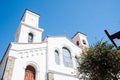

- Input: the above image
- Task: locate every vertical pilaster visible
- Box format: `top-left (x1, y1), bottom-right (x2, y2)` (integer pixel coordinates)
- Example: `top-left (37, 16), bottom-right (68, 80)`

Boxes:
top-left (47, 72), bottom-right (54, 80)
top-left (3, 56), bottom-right (16, 80)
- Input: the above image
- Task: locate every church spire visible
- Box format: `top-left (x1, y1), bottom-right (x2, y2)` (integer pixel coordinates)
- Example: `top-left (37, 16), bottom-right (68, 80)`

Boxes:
top-left (72, 32), bottom-right (89, 53)
top-left (21, 9), bottom-right (40, 28)
top-left (14, 9), bottom-right (44, 43)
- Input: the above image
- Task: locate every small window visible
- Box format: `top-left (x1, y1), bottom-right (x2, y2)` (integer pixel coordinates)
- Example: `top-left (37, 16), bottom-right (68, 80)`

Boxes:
top-left (28, 33), bottom-right (33, 42)
top-left (55, 50), bottom-right (60, 64)
top-left (76, 41), bottom-right (79, 46)
top-left (82, 40), bottom-right (86, 45)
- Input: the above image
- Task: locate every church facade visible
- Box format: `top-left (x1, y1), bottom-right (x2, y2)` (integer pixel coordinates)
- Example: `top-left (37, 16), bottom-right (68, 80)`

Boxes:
top-left (0, 10), bottom-right (89, 80)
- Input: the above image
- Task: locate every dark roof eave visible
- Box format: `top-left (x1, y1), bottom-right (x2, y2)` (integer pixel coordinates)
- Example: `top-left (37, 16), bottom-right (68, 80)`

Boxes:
top-left (71, 32), bottom-right (87, 39)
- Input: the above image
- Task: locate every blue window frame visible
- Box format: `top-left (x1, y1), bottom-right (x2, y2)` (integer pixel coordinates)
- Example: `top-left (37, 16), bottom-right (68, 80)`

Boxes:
top-left (62, 47), bottom-right (73, 68)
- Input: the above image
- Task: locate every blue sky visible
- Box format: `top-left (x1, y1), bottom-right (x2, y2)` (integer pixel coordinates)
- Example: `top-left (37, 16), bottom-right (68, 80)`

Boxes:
top-left (0, 0), bottom-right (120, 60)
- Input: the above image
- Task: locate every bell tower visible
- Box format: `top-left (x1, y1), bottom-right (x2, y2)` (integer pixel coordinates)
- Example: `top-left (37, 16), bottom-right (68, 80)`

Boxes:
top-left (14, 10), bottom-right (44, 43)
top-left (72, 32), bottom-right (89, 53)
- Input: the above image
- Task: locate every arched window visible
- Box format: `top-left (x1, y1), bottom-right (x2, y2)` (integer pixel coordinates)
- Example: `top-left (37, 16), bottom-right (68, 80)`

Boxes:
top-left (55, 50), bottom-right (60, 64)
top-left (24, 65), bottom-right (36, 80)
top-left (62, 47), bottom-right (73, 68)
top-left (82, 40), bottom-right (86, 45)
top-left (76, 41), bottom-right (79, 46)
top-left (28, 33), bottom-right (33, 42)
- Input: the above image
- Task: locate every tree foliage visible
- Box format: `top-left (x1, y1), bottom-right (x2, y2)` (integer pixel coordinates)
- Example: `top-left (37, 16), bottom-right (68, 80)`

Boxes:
top-left (77, 41), bottom-right (120, 80)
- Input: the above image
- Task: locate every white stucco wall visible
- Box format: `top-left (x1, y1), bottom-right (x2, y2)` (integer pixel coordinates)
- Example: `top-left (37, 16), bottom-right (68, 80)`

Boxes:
top-left (8, 43), bottom-right (47, 80)
top-left (46, 37), bottom-right (82, 76)
top-left (22, 10), bottom-right (39, 28)
top-left (79, 34), bottom-right (89, 48)
top-left (15, 24), bottom-right (43, 43)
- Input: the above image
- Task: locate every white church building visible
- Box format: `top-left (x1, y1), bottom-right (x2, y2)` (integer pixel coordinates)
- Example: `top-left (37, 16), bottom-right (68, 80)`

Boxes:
top-left (0, 10), bottom-right (89, 80)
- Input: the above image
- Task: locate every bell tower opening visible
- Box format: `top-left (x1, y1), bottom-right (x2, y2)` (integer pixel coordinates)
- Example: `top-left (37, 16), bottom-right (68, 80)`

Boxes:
top-left (28, 33), bottom-right (34, 42)
top-left (76, 41), bottom-right (79, 46)
top-left (24, 65), bottom-right (36, 80)
top-left (14, 10), bottom-right (44, 43)
top-left (72, 32), bottom-right (89, 53)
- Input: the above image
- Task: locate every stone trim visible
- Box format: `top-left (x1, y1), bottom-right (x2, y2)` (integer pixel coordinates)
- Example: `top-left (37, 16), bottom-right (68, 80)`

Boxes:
top-left (47, 72), bottom-right (54, 80)
top-left (3, 56), bottom-right (16, 80)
